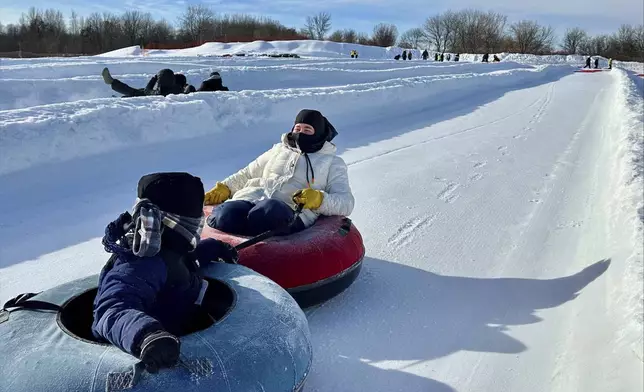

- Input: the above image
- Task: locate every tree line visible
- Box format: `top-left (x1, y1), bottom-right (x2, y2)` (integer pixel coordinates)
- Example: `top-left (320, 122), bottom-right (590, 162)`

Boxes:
top-left (0, 5), bottom-right (305, 56)
top-left (313, 10), bottom-right (643, 61)
top-left (1, 5), bottom-right (642, 61)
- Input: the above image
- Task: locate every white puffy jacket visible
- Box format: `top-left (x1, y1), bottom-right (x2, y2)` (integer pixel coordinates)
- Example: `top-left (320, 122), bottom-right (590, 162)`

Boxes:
top-left (221, 133), bottom-right (355, 228)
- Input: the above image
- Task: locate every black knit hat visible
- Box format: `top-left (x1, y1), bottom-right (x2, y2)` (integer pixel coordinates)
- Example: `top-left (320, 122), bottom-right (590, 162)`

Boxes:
top-left (137, 172), bottom-right (204, 218)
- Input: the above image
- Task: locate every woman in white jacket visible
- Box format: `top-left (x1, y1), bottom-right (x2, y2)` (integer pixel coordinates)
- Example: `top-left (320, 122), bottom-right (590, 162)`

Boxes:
top-left (204, 109), bottom-right (355, 236)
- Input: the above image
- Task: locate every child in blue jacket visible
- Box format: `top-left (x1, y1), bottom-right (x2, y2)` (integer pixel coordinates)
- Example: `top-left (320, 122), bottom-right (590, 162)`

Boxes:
top-left (92, 172), bottom-right (237, 373)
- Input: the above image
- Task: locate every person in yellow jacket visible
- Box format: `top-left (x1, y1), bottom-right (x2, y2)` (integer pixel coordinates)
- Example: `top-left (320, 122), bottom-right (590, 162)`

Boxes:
top-left (204, 109), bottom-right (355, 236)
top-left (608, 58), bottom-right (613, 70)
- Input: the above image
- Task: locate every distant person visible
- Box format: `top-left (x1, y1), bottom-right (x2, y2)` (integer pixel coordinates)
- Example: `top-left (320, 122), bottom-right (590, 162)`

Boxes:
top-left (594, 58), bottom-right (599, 69)
top-left (608, 58), bottom-right (613, 70)
top-left (584, 57), bottom-right (592, 68)
top-left (402, 50), bottom-right (408, 60)
top-left (454, 53), bottom-right (460, 62)
top-left (482, 53), bottom-right (489, 63)
top-left (422, 49), bottom-right (429, 60)
top-left (493, 55), bottom-right (501, 62)
top-left (440, 53), bottom-right (444, 62)
top-left (102, 68), bottom-right (184, 97)
top-left (198, 72), bottom-right (229, 92)
top-left (434, 53), bottom-right (439, 61)
top-left (394, 54), bottom-right (401, 60)
top-left (446, 53), bottom-right (451, 61)
top-left (408, 51), bottom-right (413, 60)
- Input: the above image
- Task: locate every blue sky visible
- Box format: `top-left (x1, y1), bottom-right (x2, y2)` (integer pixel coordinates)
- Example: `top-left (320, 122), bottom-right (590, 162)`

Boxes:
top-left (1, 0), bottom-right (642, 38)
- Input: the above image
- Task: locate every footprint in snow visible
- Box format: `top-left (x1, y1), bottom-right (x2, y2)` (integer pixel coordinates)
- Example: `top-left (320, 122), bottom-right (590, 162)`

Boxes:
top-left (388, 215), bottom-right (436, 249)
top-left (437, 182), bottom-right (460, 203)
top-left (468, 173), bottom-right (484, 182)
top-left (473, 161), bottom-right (487, 169)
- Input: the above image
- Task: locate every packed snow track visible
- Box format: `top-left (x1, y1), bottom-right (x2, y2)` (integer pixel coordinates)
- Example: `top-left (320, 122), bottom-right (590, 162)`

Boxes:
top-left (0, 49), bottom-right (642, 392)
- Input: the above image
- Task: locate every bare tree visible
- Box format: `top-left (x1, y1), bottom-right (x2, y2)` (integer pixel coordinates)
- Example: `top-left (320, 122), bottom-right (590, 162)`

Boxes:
top-left (303, 12), bottom-right (331, 40)
top-left (423, 14), bottom-right (444, 52)
top-left (636, 25), bottom-right (644, 58)
top-left (372, 23), bottom-right (398, 47)
top-left (481, 11), bottom-right (507, 52)
top-left (356, 32), bottom-right (371, 45)
top-left (178, 4), bottom-right (214, 43)
top-left (615, 24), bottom-right (641, 59)
top-left (448, 10), bottom-right (505, 53)
top-left (342, 29), bottom-right (357, 43)
top-left (562, 27), bottom-right (587, 54)
top-left (122, 11), bottom-right (146, 45)
top-left (148, 19), bottom-right (174, 44)
top-left (509, 20), bottom-right (555, 54)
top-left (69, 11), bottom-right (80, 35)
top-left (423, 11), bottom-right (456, 52)
top-left (328, 30), bottom-right (343, 42)
top-left (398, 27), bottom-right (425, 48)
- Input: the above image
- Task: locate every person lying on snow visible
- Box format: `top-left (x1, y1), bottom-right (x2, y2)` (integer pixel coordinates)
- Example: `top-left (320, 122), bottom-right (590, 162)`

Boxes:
top-left (101, 68), bottom-right (187, 97)
top-left (198, 72), bottom-right (229, 92)
top-left (204, 109), bottom-right (354, 236)
top-left (92, 172), bottom-right (238, 373)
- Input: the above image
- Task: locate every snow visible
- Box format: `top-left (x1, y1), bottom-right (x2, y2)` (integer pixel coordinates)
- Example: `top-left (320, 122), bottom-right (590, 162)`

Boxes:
top-left (1, 40), bottom-right (642, 391)
top-left (96, 40), bottom-right (425, 59)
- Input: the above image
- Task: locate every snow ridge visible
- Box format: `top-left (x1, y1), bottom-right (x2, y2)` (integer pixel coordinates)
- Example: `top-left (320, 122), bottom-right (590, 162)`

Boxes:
top-left (0, 65), bottom-right (568, 176)
top-left (612, 68), bottom-right (644, 361)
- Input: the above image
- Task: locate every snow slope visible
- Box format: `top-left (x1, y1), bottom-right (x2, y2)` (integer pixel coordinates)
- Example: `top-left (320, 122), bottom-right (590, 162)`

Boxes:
top-left (0, 43), bottom-right (642, 392)
top-left (94, 40), bottom-right (641, 72)
top-left (5, 39), bottom-right (639, 111)
top-left (96, 40), bottom-right (426, 59)
top-left (0, 57), bottom-right (532, 110)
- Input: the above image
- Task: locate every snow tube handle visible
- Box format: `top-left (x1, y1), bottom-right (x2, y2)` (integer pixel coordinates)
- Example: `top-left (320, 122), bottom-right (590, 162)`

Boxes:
top-left (0, 292), bottom-right (62, 323)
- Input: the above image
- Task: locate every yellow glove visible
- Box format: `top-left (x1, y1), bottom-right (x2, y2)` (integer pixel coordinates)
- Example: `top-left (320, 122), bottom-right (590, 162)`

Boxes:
top-left (293, 188), bottom-right (323, 210)
top-left (204, 182), bottom-right (231, 205)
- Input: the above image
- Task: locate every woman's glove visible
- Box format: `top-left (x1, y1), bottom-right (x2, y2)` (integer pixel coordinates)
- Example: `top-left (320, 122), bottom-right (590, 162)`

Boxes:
top-left (204, 182), bottom-right (231, 205)
top-left (293, 188), bottom-right (323, 210)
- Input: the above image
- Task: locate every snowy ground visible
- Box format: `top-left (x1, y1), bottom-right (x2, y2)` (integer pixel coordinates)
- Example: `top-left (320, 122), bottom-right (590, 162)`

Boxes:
top-left (1, 41), bottom-right (642, 391)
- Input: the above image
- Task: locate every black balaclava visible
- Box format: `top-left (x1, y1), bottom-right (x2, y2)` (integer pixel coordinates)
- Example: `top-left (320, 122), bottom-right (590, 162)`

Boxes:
top-left (289, 110), bottom-right (338, 187)
top-left (290, 109), bottom-right (330, 154)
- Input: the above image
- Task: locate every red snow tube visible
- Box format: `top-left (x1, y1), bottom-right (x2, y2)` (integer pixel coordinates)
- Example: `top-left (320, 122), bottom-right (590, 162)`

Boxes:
top-left (200, 206), bottom-right (365, 308)
top-left (574, 69), bottom-right (603, 73)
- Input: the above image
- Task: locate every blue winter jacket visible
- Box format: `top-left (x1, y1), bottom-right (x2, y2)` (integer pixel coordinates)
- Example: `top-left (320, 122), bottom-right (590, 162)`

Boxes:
top-left (91, 219), bottom-right (230, 356)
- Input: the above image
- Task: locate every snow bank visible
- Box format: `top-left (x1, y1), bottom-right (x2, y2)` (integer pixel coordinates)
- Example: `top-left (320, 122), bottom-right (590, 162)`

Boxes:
top-left (611, 68), bottom-right (644, 360)
top-left (0, 59), bottom-right (530, 110)
top-left (615, 60), bottom-right (644, 74)
top-left (95, 40), bottom-right (641, 71)
top-left (0, 65), bottom-right (567, 176)
top-left (97, 40), bottom-right (428, 60)
top-left (94, 45), bottom-right (142, 57)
